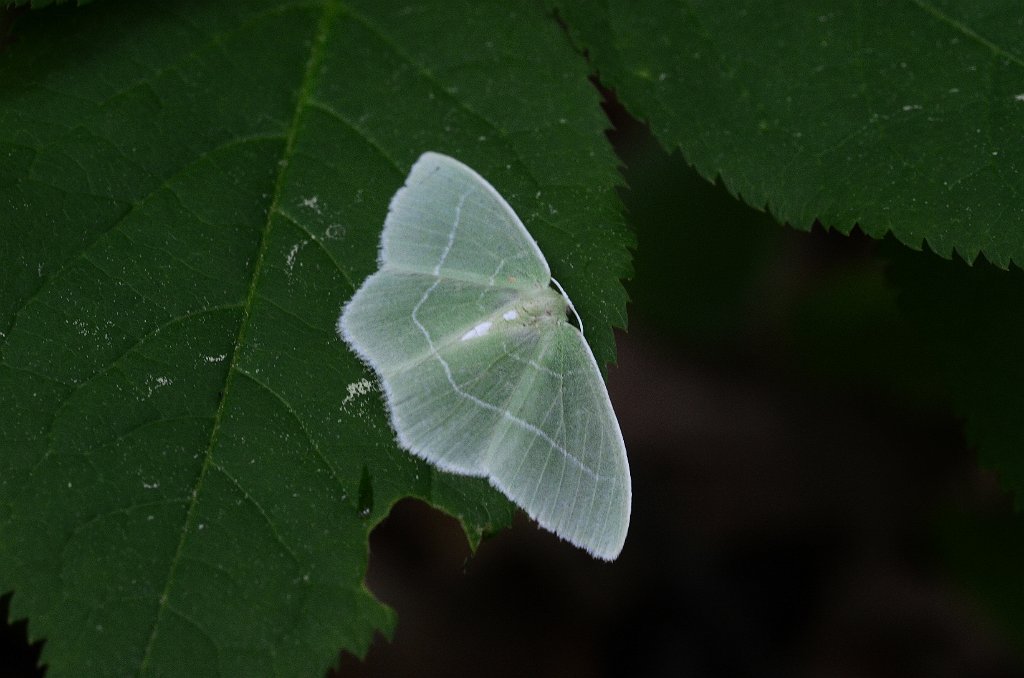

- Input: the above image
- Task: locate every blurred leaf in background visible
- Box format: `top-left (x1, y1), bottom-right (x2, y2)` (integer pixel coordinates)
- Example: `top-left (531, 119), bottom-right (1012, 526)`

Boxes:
top-left (892, 251), bottom-right (1024, 498)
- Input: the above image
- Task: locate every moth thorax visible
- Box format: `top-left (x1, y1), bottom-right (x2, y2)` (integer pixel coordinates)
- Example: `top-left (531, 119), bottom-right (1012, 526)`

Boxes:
top-left (517, 286), bottom-right (568, 325)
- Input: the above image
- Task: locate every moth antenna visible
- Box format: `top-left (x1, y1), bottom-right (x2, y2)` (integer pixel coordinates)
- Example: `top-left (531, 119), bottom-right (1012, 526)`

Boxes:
top-left (550, 277), bottom-right (583, 336)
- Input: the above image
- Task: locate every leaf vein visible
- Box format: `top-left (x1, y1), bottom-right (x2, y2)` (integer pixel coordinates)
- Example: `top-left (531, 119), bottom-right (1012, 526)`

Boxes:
top-left (136, 2), bottom-right (340, 672)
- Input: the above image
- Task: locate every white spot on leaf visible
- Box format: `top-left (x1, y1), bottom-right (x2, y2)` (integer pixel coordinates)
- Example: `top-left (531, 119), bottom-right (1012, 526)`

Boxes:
top-left (341, 378), bottom-right (375, 407)
top-left (286, 240), bottom-right (308, 271)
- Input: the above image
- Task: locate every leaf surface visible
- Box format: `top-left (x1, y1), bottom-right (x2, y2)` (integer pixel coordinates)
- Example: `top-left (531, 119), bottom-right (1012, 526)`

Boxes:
top-left (557, 0), bottom-right (1024, 266)
top-left (0, 1), bottom-right (631, 675)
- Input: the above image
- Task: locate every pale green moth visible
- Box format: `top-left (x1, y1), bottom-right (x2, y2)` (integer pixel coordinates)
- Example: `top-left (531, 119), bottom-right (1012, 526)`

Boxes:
top-left (338, 152), bottom-right (630, 560)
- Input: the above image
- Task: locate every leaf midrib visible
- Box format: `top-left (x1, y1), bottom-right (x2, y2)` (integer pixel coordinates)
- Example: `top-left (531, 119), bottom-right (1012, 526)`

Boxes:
top-left (908, 0), bottom-right (1024, 69)
top-left (134, 1), bottom-right (340, 672)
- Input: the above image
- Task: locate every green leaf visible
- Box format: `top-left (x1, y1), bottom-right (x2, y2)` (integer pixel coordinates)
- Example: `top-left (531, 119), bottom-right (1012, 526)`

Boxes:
top-left (5, 0), bottom-right (93, 9)
top-left (0, 1), bottom-right (631, 675)
top-left (556, 0), bottom-right (1024, 267)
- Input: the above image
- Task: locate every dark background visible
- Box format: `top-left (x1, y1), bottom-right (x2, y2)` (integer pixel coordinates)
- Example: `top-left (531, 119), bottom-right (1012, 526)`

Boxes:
top-left (5, 101), bottom-right (1024, 678)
